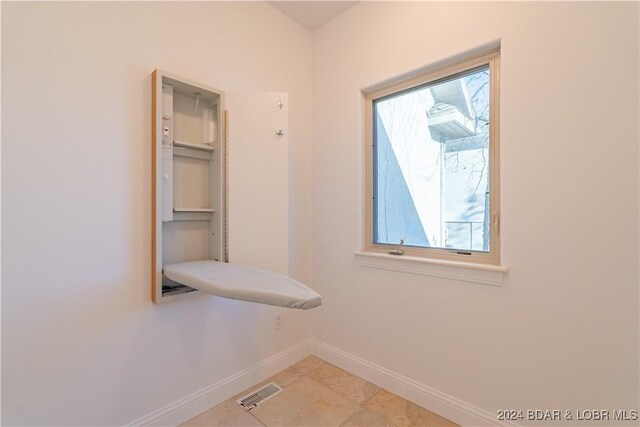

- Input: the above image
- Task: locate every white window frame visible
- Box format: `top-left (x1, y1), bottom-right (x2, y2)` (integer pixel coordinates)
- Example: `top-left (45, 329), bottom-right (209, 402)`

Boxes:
top-left (364, 50), bottom-right (501, 266)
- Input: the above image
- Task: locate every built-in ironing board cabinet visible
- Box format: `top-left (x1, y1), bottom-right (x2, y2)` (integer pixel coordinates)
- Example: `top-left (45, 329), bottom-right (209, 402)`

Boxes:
top-left (151, 70), bottom-right (321, 309)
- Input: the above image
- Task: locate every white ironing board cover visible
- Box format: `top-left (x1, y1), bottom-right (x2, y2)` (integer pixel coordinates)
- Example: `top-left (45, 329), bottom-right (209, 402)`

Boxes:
top-left (163, 260), bottom-right (322, 310)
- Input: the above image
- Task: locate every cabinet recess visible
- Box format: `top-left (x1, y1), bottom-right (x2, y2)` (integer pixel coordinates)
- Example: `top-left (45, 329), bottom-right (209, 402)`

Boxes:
top-left (151, 70), bottom-right (227, 303)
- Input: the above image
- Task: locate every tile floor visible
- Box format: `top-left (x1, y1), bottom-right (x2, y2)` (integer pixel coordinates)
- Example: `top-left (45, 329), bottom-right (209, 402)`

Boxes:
top-left (181, 356), bottom-right (458, 427)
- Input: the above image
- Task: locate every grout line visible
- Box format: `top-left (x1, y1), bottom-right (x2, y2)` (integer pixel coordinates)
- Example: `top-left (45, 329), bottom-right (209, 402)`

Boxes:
top-left (309, 358), bottom-right (385, 408)
top-left (281, 372), bottom-right (306, 390)
top-left (247, 412), bottom-right (265, 427)
top-left (360, 387), bottom-right (383, 407)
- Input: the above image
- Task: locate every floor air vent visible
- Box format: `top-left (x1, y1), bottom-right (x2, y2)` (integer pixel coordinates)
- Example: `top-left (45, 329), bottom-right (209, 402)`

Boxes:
top-left (236, 382), bottom-right (283, 410)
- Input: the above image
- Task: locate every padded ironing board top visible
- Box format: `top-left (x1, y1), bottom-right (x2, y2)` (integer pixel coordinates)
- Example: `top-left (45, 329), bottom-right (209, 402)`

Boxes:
top-left (163, 260), bottom-right (322, 310)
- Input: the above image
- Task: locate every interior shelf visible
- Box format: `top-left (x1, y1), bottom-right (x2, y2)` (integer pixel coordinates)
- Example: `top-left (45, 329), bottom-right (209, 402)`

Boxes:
top-left (173, 208), bottom-right (215, 213)
top-left (154, 69), bottom-right (225, 303)
top-left (174, 140), bottom-right (215, 151)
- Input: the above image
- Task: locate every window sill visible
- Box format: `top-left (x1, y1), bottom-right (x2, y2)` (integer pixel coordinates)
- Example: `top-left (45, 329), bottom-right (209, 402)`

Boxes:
top-left (354, 251), bottom-right (507, 287)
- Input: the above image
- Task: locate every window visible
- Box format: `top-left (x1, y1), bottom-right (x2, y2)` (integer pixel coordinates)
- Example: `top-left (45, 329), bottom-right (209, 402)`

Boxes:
top-left (365, 51), bottom-right (500, 265)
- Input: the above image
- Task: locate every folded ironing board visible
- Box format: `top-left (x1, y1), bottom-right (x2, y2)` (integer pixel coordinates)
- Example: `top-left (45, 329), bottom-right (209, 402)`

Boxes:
top-left (163, 260), bottom-right (322, 310)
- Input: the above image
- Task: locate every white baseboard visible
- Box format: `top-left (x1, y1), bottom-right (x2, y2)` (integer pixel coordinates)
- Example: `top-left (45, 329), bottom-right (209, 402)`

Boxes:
top-left (128, 338), bottom-right (314, 427)
top-left (311, 339), bottom-right (518, 427)
top-left (128, 337), bottom-right (517, 427)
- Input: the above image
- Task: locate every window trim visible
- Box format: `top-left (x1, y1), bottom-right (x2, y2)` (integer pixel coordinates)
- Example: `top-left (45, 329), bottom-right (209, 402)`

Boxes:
top-left (363, 50), bottom-right (501, 265)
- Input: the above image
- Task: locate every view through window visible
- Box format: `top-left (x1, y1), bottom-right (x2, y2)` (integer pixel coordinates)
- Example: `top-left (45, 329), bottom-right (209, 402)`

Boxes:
top-left (372, 63), bottom-right (495, 254)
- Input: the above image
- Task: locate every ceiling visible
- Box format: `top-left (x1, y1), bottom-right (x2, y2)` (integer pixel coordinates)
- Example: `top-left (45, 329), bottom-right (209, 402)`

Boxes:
top-left (268, 1), bottom-right (359, 31)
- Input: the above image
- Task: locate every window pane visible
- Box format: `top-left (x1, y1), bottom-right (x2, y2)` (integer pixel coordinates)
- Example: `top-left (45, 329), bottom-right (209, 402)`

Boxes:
top-left (373, 65), bottom-right (491, 252)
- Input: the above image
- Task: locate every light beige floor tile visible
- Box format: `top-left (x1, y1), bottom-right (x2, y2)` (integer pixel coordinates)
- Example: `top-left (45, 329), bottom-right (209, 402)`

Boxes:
top-left (289, 355), bottom-right (326, 375)
top-left (181, 399), bottom-right (244, 427)
top-left (250, 376), bottom-right (359, 426)
top-left (269, 364), bottom-right (306, 388)
top-left (308, 363), bottom-right (380, 404)
top-left (340, 409), bottom-right (396, 427)
top-left (364, 390), bottom-right (458, 427)
top-left (184, 357), bottom-right (455, 427)
top-left (220, 412), bottom-right (265, 427)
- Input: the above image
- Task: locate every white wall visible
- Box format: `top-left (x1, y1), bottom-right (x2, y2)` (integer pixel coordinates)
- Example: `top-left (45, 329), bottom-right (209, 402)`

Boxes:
top-left (1, 2), bottom-right (314, 425)
top-left (3, 1), bottom-right (639, 426)
top-left (312, 1), bottom-right (639, 424)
